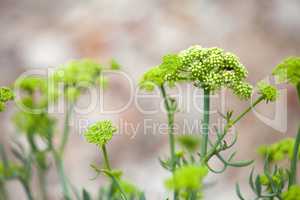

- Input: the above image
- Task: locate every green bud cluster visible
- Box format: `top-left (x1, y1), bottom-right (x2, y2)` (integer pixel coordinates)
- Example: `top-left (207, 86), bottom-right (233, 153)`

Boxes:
top-left (52, 59), bottom-right (104, 101)
top-left (13, 77), bottom-right (56, 137)
top-left (273, 57), bottom-right (300, 86)
top-left (140, 45), bottom-right (253, 99)
top-left (282, 185), bottom-right (300, 200)
top-left (258, 138), bottom-right (296, 162)
top-left (177, 135), bottom-right (201, 152)
top-left (84, 120), bottom-right (117, 147)
top-left (259, 169), bottom-right (288, 187)
top-left (257, 81), bottom-right (279, 102)
top-left (0, 87), bottom-right (14, 112)
top-left (165, 165), bottom-right (208, 191)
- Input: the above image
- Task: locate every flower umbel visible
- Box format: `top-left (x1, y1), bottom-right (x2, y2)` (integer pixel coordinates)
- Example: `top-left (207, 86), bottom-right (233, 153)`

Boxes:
top-left (84, 120), bottom-right (117, 147)
top-left (0, 87), bottom-right (14, 112)
top-left (258, 138), bottom-right (295, 162)
top-left (140, 45), bottom-right (253, 99)
top-left (282, 185), bottom-right (300, 200)
top-left (165, 165), bottom-right (208, 191)
top-left (257, 81), bottom-right (279, 103)
top-left (273, 57), bottom-right (300, 86)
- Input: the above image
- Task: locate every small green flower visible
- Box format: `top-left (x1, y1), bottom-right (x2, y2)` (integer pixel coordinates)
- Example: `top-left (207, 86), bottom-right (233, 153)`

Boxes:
top-left (15, 77), bottom-right (47, 94)
top-left (13, 110), bottom-right (55, 137)
top-left (282, 185), bottom-right (300, 200)
top-left (53, 59), bottom-right (102, 87)
top-left (259, 169), bottom-right (288, 187)
top-left (118, 179), bottom-right (141, 197)
top-left (257, 81), bottom-right (279, 102)
top-left (273, 57), bottom-right (300, 86)
top-left (139, 66), bottom-right (165, 91)
top-left (84, 120), bottom-right (117, 146)
top-left (110, 59), bottom-right (121, 70)
top-left (258, 138), bottom-right (295, 162)
top-left (177, 135), bottom-right (201, 152)
top-left (0, 87), bottom-right (14, 102)
top-left (165, 165), bottom-right (208, 191)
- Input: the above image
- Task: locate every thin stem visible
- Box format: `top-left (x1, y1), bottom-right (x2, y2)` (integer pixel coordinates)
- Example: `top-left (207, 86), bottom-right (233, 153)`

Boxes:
top-left (289, 127), bottom-right (300, 187)
top-left (0, 181), bottom-right (8, 200)
top-left (100, 145), bottom-right (128, 200)
top-left (201, 89), bottom-right (210, 158)
top-left (37, 167), bottom-right (48, 200)
top-left (59, 103), bottom-right (73, 155)
top-left (53, 151), bottom-right (71, 200)
top-left (231, 96), bottom-right (264, 126)
top-left (204, 96), bottom-right (264, 163)
top-left (160, 85), bottom-right (178, 200)
top-left (21, 180), bottom-right (34, 200)
top-left (101, 145), bottom-right (111, 170)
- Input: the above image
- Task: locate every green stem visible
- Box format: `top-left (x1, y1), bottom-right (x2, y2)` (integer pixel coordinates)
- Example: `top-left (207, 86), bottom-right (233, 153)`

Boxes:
top-left (101, 145), bottom-right (111, 170)
top-left (201, 89), bottom-right (210, 157)
top-left (100, 145), bottom-right (128, 200)
top-left (37, 167), bottom-right (48, 200)
top-left (289, 127), bottom-right (300, 187)
top-left (59, 103), bottom-right (73, 155)
top-left (53, 151), bottom-right (71, 200)
top-left (204, 96), bottom-right (264, 163)
top-left (0, 181), bottom-right (8, 200)
top-left (21, 180), bottom-right (34, 200)
top-left (160, 85), bottom-right (178, 200)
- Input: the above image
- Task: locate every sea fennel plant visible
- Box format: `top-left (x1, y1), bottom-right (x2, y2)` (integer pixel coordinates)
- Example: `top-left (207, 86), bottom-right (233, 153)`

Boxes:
top-left (236, 57), bottom-right (300, 200)
top-left (0, 59), bottom-right (118, 200)
top-left (139, 45), bottom-right (278, 199)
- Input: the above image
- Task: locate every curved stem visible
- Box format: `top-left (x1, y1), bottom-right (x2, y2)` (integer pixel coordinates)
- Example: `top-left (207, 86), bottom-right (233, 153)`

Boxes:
top-left (289, 127), bottom-right (300, 187)
top-left (160, 85), bottom-right (178, 200)
top-left (59, 103), bottom-right (73, 155)
top-left (204, 96), bottom-right (264, 163)
top-left (201, 89), bottom-right (210, 158)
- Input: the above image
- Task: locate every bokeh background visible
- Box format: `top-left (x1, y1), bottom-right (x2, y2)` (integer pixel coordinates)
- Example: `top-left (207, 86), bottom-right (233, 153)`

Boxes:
top-left (1, 0), bottom-right (300, 199)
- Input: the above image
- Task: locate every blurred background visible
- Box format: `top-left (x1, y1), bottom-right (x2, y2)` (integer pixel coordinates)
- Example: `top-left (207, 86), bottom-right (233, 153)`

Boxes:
top-left (0, 0), bottom-right (300, 199)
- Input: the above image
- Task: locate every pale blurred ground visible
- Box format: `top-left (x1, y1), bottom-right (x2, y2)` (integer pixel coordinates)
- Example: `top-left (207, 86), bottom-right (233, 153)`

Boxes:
top-left (0, 0), bottom-right (300, 199)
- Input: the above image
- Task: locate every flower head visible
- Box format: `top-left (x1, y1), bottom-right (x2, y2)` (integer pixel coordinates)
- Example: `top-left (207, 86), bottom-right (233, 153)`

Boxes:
top-left (257, 81), bottom-right (279, 103)
top-left (177, 135), bottom-right (201, 152)
top-left (52, 59), bottom-right (105, 101)
top-left (84, 120), bottom-right (117, 146)
top-left (258, 138), bottom-right (295, 162)
top-left (282, 185), bottom-right (300, 200)
top-left (0, 87), bottom-right (14, 112)
top-left (165, 165), bottom-right (208, 191)
top-left (273, 57), bottom-right (300, 86)
top-left (140, 45), bottom-right (253, 99)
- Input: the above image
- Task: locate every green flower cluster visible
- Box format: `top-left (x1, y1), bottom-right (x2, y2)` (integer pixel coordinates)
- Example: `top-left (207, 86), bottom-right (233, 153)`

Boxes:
top-left (140, 45), bottom-right (253, 99)
top-left (165, 165), bottom-right (208, 191)
top-left (84, 120), bottom-right (117, 147)
top-left (258, 138), bottom-right (296, 162)
top-left (177, 135), bottom-right (201, 152)
top-left (13, 77), bottom-right (56, 137)
top-left (118, 179), bottom-right (141, 198)
top-left (282, 185), bottom-right (300, 200)
top-left (52, 59), bottom-right (104, 101)
top-left (257, 81), bottom-right (279, 102)
top-left (259, 169), bottom-right (287, 187)
top-left (0, 87), bottom-right (14, 112)
top-left (273, 57), bottom-right (300, 86)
